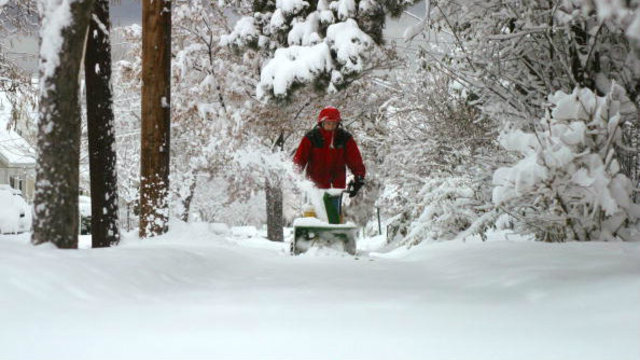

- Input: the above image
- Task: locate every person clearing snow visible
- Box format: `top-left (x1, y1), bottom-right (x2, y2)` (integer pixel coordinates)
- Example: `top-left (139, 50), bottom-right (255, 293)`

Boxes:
top-left (291, 106), bottom-right (366, 255)
top-left (293, 106), bottom-right (366, 195)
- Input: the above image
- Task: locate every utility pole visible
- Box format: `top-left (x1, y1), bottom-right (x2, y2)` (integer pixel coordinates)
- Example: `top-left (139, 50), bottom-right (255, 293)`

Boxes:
top-left (140, 0), bottom-right (171, 238)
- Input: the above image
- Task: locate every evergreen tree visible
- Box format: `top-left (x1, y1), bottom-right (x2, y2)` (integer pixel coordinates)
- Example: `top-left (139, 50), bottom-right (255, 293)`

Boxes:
top-left (222, 0), bottom-right (418, 100)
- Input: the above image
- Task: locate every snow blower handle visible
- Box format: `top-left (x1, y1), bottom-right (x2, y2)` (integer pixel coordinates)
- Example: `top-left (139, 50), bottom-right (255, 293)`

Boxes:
top-left (346, 176), bottom-right (365, 198)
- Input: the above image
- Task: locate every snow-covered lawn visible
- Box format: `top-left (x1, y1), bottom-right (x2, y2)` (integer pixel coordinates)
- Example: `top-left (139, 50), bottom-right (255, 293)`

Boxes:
top-left (1, 223), bottom-right (639, 359)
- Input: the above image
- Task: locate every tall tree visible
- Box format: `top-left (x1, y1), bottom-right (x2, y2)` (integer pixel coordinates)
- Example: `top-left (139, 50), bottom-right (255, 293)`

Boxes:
top-left (140, 0), bottom-right (171, 237)
top-left (85, 0), bottom-right (120, 247)
top-left (32, 0), bottom-right (95, 248)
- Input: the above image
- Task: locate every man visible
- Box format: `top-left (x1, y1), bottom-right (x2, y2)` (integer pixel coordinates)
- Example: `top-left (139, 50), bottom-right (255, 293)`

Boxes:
top-left (293, 106), bottom-right (365, 197)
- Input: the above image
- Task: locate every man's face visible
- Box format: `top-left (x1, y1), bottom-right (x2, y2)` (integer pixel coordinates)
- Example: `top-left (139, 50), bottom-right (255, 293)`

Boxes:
top-left (321, 121), bottom-right (338, 131)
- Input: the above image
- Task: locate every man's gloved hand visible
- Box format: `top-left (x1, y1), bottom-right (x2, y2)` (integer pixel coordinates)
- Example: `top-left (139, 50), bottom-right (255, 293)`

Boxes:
top-left (347, 176), bottom-right (365, 198)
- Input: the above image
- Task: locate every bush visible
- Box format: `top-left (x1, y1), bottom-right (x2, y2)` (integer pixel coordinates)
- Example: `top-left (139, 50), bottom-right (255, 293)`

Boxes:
top-left (493, 84), bottom-right (640, 241)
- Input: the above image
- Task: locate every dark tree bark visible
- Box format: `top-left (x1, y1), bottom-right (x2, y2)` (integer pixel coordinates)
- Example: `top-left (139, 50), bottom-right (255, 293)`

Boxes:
top-left (266, 132), bottom-right (285, 242)
top-left (85, 0), bottom-right (120, 248)
top-left (181, 176), bottom-right (197, 222)
top-left (266, 178), bottom-right (284, 242)
top-left (140, 0), bottom-right (171, 238)
top-left (32, 0), bottom-right (95, 248)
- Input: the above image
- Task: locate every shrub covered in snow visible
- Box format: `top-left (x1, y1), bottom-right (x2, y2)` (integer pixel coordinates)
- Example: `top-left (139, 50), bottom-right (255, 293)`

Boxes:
top-left (392, 176), bottom-right (489, 246)
top-left (493, 84), bottom-right (640, 241)
top-left (360, 68), bottom-right (501, 246)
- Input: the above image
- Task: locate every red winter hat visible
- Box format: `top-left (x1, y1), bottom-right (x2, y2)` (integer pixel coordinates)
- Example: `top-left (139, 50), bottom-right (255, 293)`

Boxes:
top-left (318, 106), bottom-right (341, 123)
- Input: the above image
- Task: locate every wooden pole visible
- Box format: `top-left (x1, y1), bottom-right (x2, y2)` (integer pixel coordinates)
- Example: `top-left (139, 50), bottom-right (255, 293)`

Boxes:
top-left (140, 0), bottom-right (171, 238)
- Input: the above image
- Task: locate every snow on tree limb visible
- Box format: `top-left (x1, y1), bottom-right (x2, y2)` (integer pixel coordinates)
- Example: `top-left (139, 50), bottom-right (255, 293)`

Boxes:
top-left (223, 0), bottom-right (417, 100)
top-left (38, 0), bottom-right (74, 89)
top-left (587, 0), bottom-right (640, 43)
top-left (257, 42), bottom-right (332, 98)
top-left (493, 84), bottom-right (640, 241)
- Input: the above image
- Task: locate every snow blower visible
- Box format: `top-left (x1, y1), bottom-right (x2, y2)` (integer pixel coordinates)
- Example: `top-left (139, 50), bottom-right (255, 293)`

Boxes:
top-left (291, 189), bottom-right (358, 255)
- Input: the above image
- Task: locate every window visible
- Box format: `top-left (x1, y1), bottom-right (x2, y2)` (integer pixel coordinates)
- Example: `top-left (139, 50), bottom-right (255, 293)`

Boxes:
top-left (9, 176), bottom-right (23, 192)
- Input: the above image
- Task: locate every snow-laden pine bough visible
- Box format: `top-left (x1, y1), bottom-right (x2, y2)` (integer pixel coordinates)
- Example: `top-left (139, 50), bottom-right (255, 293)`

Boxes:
top-left (292, 188), bottom-right (358, 255)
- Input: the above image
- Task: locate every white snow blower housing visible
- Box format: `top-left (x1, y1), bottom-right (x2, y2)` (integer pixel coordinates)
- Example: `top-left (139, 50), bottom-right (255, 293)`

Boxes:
top-left (291, 189), bottom-right (358, 255)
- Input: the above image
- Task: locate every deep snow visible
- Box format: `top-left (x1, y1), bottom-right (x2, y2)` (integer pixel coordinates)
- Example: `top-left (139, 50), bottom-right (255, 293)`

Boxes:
top-left (1, 223), bottom-right (639, 360)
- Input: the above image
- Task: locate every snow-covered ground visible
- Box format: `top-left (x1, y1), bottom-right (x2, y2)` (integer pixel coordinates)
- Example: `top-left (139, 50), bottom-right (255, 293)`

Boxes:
top-left (1, 223), bottom-right (639, 359)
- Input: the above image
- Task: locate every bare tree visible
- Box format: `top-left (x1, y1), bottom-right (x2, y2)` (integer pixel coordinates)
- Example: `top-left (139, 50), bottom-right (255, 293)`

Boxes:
top-left (140, 0), bottom-right (171, 238)
top-left (85, 0), bottom-right (120, 247)
top-left (32, 0), bottom-right (95, 248)
top-left (0, 1), bottom-right (38, 140)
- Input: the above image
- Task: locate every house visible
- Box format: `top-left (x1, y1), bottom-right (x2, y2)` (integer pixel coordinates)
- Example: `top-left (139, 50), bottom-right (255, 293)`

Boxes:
top-left (0, 127), bottom-right (36, 202)
top-left (0, 91), bottom-right (36, 203)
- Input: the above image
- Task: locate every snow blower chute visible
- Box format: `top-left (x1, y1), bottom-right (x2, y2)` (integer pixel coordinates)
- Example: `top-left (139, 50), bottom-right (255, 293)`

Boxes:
top-left (291, 189), bottom-right (358, 255)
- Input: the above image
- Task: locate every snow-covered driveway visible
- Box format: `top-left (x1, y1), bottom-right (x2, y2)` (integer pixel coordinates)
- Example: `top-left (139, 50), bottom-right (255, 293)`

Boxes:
top-left (1, 223), bottom-right (639, 360)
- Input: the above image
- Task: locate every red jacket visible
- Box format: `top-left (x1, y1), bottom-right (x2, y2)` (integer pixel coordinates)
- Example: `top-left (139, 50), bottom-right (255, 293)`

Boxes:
top-left (293, 126), bottom-right (365, 189)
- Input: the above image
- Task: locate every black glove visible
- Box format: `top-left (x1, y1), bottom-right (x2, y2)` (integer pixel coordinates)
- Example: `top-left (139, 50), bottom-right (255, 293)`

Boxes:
top-left (347, 176), bottom-right (365, 198)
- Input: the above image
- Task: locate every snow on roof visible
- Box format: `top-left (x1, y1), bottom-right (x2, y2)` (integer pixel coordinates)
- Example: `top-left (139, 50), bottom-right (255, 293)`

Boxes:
top-left (0, 130), bottom-right (35, 166)
top-left (0, 92), bottom-right (36, 167)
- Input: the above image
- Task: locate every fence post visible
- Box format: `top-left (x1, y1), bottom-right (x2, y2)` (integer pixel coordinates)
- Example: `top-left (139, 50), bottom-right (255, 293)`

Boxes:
top-left (377, 207), bottom-right (381, 236)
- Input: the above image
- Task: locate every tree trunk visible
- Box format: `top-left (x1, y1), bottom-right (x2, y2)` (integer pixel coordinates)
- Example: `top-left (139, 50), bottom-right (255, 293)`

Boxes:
top-left (266, 178), bottom-right (284, 242)
top-left (181, 175), bottom-right (197, 222)
top-left (265, 132), bottom-right (285, 242)
top-left (85, 0), bottom-right (120, 248)
top-left (140, 0), bottom-right (171, 238)
top-left (32, 0), bottom-right (95, 248)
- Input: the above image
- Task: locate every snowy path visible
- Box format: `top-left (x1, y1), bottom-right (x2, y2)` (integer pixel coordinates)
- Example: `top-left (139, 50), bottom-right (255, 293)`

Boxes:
top-left (1, 223), bottom-right (639, 360)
